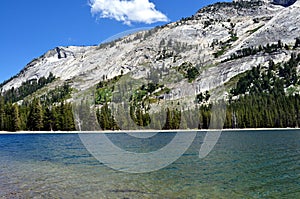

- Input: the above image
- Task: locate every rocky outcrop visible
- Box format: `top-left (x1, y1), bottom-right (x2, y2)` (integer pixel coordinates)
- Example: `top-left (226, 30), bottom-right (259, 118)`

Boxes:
top-left (1, 0), bottom-right (299, 106)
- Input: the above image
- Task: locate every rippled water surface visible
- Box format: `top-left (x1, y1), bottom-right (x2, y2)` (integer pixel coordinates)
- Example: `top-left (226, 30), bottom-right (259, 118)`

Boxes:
top-left (0, 130), bottom-right (299, 198)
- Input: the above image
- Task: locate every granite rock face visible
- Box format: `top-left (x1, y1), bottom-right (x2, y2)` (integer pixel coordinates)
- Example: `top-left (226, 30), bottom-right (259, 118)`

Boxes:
top-left (1, 0), bottom-right (300, 105)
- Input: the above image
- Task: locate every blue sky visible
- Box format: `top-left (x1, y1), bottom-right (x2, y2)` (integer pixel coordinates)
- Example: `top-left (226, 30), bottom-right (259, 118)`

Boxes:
top-left (0, 0), bottom-right (229, 83)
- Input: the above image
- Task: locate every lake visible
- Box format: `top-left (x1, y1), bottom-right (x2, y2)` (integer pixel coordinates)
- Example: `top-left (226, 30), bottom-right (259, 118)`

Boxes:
top-left (0, 130), bottom-right (299, 198)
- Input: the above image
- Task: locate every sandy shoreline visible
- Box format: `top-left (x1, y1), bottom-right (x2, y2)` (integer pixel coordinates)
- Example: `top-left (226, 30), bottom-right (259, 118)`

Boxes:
top-left (0, 128), bottom-right (299, 134)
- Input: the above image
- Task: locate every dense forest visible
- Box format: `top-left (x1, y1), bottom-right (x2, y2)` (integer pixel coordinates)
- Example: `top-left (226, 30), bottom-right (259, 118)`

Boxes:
top-left (225, 52), bottom-right (300, 128)
top-left (0, 75), bottom-right (75, 132)
top-left (0, 96), bottom-right (75, 131)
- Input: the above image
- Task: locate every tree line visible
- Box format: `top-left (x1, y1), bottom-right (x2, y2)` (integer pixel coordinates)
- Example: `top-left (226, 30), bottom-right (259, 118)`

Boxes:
top-left (0, 96), bottom-right (75, 132)
top-left (1, 73), bottom-right (55, 103)
top-left (227, 52), bottom-right (300, 128)
top-left (222, 38), bottom-right (300, 63)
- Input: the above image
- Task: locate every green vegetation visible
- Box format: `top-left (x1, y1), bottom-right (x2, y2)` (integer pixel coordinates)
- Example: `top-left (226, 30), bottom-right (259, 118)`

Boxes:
top-left (96, 103), bottom-right (119, 130)
top-left (129, 83), bottom-right (165, 127)
top-left (162, 108), bottom-right (181, 130)
top-left (184, 52), bottom-right (300, 129)
top-left (230, 53), bottom-right (300, 96)
top-left (229, 26), bottom-right (239, 42)
top-left (0, 73), bottom-right (75, 131)
top-left (1, 33), bottom-right (299, 131)
top-left (196, 91), bottom-right (210, 104)
top-left (222, 40), bottom-right (287, 63)
top-left (1, 73), bottom-right (55, 103)
top-left (213, 34), bottom-right (238, 58)
top-left (213, 47), bottom-right (227, 58)
top-left (0, 96), bottom-right (75, 131)
top-left (225, 53), bottom-right (300, 128)
top-left (95, 80), bottom-right (173, 130)
top-left (247, 25), bottom-right (264, 34)
top-left (40, 83), bottom-right (72, 105)
top-left (174, 62), bottom-right (200, 82)
top-left (86, 50), bottom-right (300, 130)
top-left (95, 74), bottom-right (122, 105)
top-left (225, 93), bottom-right (300, 128)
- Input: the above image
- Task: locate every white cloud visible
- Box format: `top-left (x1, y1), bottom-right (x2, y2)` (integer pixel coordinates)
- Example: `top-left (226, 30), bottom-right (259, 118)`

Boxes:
top-left (89, 0), bottom-right (169, 25)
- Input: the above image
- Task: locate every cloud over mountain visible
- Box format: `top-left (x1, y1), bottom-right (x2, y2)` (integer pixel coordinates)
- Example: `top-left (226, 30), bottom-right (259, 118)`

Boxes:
top-left (89, 0), bottom-right (169, 25)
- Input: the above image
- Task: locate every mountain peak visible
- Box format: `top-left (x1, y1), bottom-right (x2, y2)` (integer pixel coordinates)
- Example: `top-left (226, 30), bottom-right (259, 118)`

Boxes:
top-left (1, 0), bottom-right (299, 104)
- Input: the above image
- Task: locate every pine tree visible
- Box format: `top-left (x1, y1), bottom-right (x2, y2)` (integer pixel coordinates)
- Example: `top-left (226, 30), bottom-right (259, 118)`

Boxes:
top-left (0, 96), bottom-right (5, 130)
top-left (63, 103), bottom-right (75, 131)
top-left (11, 104), bottom-right (21, 131)
top-left (28, 99), bottom-right (44, 131)
top-left (44, 107), bottom-right (54, 131)
top-left (181, 114), bottom-right (188, 129)
top-left (171, 109), bottom-right (181, 129)
top-left (163, 108), bottom-right (172, 130)
top-left (98, 103), bottom-right (118, 130)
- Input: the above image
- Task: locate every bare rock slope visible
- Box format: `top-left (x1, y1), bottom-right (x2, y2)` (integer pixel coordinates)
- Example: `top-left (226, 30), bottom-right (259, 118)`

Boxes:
top-left (1, 0), bottom-right (300, 103)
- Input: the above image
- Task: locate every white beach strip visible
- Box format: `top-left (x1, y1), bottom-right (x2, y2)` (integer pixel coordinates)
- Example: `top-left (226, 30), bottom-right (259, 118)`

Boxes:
top-left (0, 128), bottom-right (299, 134)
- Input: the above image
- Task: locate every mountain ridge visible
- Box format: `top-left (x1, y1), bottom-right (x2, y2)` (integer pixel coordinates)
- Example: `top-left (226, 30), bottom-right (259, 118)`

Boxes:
top-left (1, 0), bottom-right (299, 101)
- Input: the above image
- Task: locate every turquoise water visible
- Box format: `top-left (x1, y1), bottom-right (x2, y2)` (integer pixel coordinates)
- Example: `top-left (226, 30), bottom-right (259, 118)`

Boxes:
top-left (0, 130), bottom-right (299, 198)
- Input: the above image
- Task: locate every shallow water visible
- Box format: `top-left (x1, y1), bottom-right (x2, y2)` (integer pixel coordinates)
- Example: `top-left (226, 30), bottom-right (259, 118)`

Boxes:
top-left (0, 130), bottom-right (299, 198)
